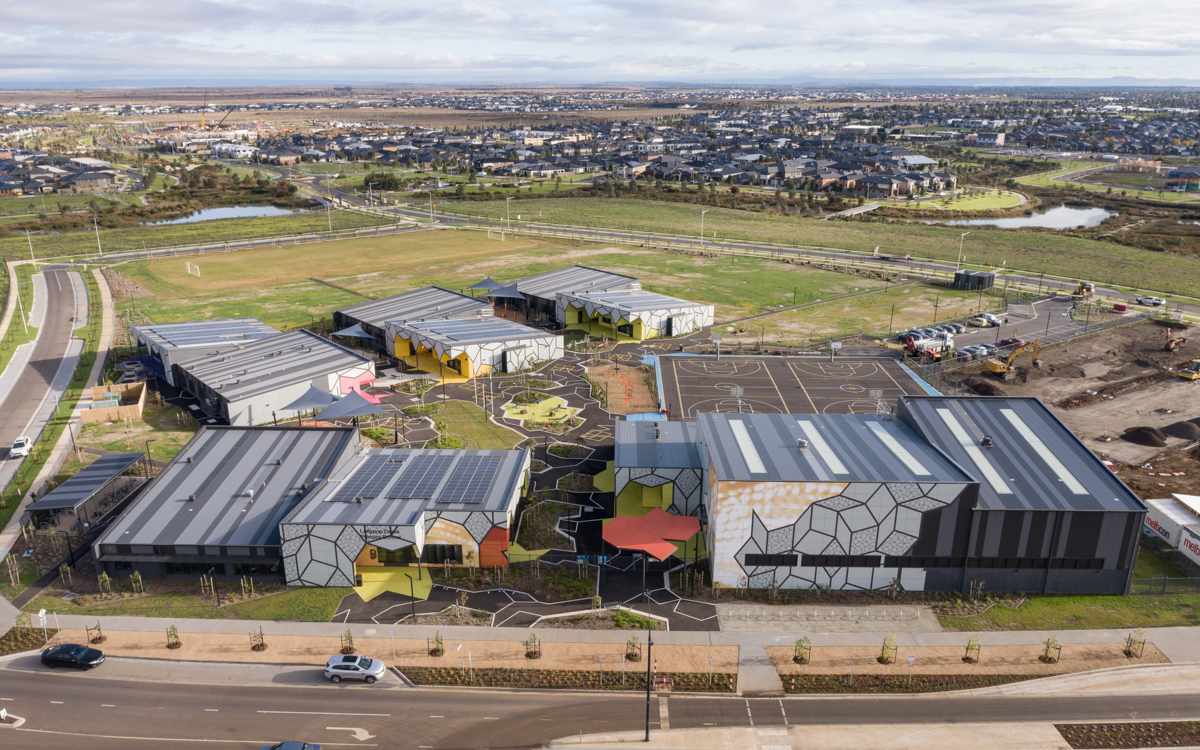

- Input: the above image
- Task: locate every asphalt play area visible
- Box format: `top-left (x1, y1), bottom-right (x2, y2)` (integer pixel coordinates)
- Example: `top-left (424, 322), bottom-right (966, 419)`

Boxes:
top-left (658, 355), bottom-right (931, 419)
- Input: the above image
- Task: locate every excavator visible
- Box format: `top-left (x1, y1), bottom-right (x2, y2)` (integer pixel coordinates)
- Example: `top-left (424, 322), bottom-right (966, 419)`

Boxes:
top-left (1069, 282), bottom-right (1095, 300)
top-left (1167, 336), bottom-right (1187, 352)
top-left (1181, 360), bottom-right (1200, 381)
top-left (986, 339), bottom-right (1042, 380)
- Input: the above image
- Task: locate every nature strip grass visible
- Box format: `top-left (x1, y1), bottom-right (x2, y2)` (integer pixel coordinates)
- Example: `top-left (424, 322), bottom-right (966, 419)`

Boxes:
top-left (0, 263), bottom-right (40, 383)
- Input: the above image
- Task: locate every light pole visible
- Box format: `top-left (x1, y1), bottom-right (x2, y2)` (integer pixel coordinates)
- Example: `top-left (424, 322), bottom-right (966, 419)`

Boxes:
top-left (700, 209), bottom-right (709, 246)
top-left (506, 196), bottom-right (513, 229)
top-left (93, 215), bottom-right (103, 257)
top-left (643, 553), bottom-right (654, 743)
top-left (955, 231), bottom-right (970, 271)
top-left (26, 230), bottom-right (34, 262)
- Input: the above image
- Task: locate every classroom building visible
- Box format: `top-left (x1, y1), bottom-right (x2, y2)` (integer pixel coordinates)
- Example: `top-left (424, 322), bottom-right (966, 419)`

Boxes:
top-left (333, 286), bottom-right (492, 350)
top-left (130, 318), bottom-right (281, 387)
top-left (556, 289), bottom-right (713, 341)
top-left (510, 265), bottom-right (638, 322)
top-left (385, 316), bottom-right (563, 379)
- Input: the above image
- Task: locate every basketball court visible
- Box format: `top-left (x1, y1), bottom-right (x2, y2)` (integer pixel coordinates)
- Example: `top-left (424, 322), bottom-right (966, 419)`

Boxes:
top-left (658, 355), bottom-right (931, 418)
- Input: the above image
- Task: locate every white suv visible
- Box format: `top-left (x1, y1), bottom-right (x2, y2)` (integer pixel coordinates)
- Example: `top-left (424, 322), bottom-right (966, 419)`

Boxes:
top-left (324, 655), bottom-right (386, 684)
top-left (9, 436), bottom-right (31, 459)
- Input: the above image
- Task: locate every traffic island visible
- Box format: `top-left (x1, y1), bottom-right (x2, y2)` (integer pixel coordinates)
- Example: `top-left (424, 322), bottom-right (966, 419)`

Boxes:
top-left (402, 666), bottom-right (735, 692)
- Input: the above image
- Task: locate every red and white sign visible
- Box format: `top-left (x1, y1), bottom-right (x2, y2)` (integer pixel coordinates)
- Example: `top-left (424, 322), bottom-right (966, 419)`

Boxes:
top-left (1181, 527), bottom-right (1200, 566)
top-left (1143, 500), bottom-right (1184, 545)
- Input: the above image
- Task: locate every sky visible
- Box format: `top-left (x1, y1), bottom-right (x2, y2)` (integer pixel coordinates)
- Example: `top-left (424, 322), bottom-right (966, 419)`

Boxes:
top-left (2, 0), bottom-right (1198, 87)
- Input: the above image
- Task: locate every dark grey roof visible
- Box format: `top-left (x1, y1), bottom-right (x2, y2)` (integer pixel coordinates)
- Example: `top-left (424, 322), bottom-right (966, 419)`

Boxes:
top-left (27, 453), bottom-right (144, 512)
top-left (514, 265), bottom-right (638, 300)
top-left (615, 421), bottom-right (700, 469)
top-left (898, 396), bottom-right (1145, 513)
top-left (97, 426), bottom-right (357, 549)
top-left (181, 330), bottom-right (372, 403)
top-left (697, 412), bottom-right (971, 484)
top-left (131, 318), bottom-right (280, 352)
top-left (287, 448), bottom-right (528, 526)
top-left (337, 286), bottom-right (490, 329)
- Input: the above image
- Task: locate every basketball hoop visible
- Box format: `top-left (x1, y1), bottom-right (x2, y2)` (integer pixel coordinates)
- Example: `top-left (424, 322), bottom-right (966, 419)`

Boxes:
top-left (730, 385), bottom-right (744, 413)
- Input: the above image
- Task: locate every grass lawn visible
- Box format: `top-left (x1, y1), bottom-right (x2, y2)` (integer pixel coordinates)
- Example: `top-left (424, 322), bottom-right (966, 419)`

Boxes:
top-left (0, 558), bottom-right (39, 602)
top-left (897, 190), bottom-right (1023, 211)
top-left (1, 209), bottom-right (394, 262)
top-left (0, 195), bottom-right (121, 215)
top-left (1017, 162), bottom-right (1196, 202)
top-left (726, 282), bottom-right (986, 344)
top-left (76, 401), bottom-right (198, 464)
top-left (0, 263), bottom-right (41, 382)
top-left (21, 586), bottom-right (350, 622)
top-left (113, 230), bottom-right (883, 329)
top-left (226, 587), bottom-right (351, 621)
top-left (1133, 546), bottom-right (1191, 579)
top-left (22, 591), bottom-right (227, 619)
top-left (435, 399), bottom-right (526, 450)
top-left (445, 198), bottom-right (1200, 296)
top-left (939, 593), bottom-right (1200, 631)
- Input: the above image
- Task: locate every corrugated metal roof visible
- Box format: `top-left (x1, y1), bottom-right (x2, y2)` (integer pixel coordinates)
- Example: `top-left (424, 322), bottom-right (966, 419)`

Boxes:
top-left (27, 453), bottom-right (144, 512)
top-left (338, 286), bottom-right (490, 329)
top-left (697, 412), bottom-right (970, 484)
top-left (180, 329), bottom-right (372, 403)
top-left (615, 421), bottom-right (700, 469)
top-left (560, 290), bottom-right (710, 314)
top-left (97, 426), bottom-right (357, 548)
top-left (392, 317), bottom-right (557, 347)
top-left (514, 265), bottom-right (637, 300)
top-left (286, 448), bottom-right (528, 526)
top-left (131, 318), bottom-right (280, 352)
top-left (898, 396), bottom-right (1145, 513)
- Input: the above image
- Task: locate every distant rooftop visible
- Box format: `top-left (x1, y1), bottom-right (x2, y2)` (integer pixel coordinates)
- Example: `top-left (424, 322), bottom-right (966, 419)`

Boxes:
top-left (514, 265), bottom-right (637, 300)
top-left (27, 453), bottom-right (144, 513)
top-left (337, 286), bottom-right (490, 330)
top-left (559, 289), bottom-right (711, 313)
top-left (391, 317), bottom-right (558, 347)
top-left (615, 421), bottom-right (700, 469)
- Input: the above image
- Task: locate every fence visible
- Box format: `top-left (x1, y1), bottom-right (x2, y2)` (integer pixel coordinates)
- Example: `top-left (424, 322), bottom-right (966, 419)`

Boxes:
top-left (906, 311), bottom-right (1153, 395)
top-left (1130, 577), bottom-right (1200, 595)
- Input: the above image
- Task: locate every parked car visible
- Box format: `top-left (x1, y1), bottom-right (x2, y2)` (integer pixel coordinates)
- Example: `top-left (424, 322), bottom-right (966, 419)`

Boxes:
top-left (260, 744), bottom-right (321, 750)
top-left (956, 349), bottom-right (976, 361)
top-left (978, 343), bottom-right (999, 355)
top-left (1136, 296), bottom-right (1166, 306)
top-left (981, 313), bottom-right (1002, 323)
top-left (9, 436), bottom-right (31, 459)
top-left (325, 655), bottom-right (386, 684)
top-left (967, 317), bottom-right (991, 327)
top-left (41, 643), bottom-right (104, 670)
top-left (948, 323), bottom-right (966, 333)
top-left (999, 338), bottom-right (1026, 347)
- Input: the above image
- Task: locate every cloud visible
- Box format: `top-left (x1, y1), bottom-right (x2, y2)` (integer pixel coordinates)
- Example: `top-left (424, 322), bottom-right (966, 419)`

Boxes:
top-left (0, 0), bottom-right (1197, 84)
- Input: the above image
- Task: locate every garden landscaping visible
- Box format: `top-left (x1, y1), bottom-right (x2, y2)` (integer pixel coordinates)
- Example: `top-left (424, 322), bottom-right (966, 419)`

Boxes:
top-left (400, 665), bottom-right (734, 692)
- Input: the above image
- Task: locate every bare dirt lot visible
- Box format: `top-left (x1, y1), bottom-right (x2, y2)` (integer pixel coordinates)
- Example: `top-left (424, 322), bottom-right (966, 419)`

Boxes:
top-left (585, 363), bottom-right (657, 414)
top-left (957, 321), bottom-right (1200, 473)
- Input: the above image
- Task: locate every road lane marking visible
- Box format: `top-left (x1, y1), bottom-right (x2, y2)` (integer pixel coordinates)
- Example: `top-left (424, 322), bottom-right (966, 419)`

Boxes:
top-left (430, 715), bottom-right (444, 718)
top-left (102, 704), bottom-right (115, 707)
top-left (258, 711), bottom-right (390, 717)
top-left (205, 709), bottom-right (219, 712)
top-left (15, 728), bottom-right (376, 746)
top-left (51, 701), bottom-right (63, 704)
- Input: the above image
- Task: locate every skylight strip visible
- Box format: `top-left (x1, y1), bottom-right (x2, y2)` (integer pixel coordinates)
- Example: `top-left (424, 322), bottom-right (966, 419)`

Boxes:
top-left (999, 408), bottom-right (1088, 495)
top-left (796, 420), bottom-right (848, 475)
top-left (867, 421), bottom-right (930, 476)
top-left (728, 420), bottom-right (767, 474)
top-left (935, 408), bottom-right (1012, 494)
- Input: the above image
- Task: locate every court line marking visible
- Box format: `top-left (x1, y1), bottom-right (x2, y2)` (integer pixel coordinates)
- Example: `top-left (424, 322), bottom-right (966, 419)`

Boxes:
top-left (671, 358), bottom-right (684, 417)
top-left (785, 360), bottom-right (818, 412)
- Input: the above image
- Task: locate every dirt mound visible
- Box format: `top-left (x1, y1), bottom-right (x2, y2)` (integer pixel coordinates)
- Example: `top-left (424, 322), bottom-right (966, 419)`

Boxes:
top-left (1163, 420), bottom-right (1200, 441)
top-left (967, 378), bottom-right (1006, 397)
top-left (1122, 426), bottom-right (1168, 447)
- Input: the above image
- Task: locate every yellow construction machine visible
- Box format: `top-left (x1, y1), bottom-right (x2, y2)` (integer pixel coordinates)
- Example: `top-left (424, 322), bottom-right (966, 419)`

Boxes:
top-left (986, 340), bottom-right (1042, 380)
top-left (1167, 336), bottom-right (1187, 352)
top-left (1069, 282), bottom-right (1095, 300)
top-left (1181, 360), bottom-right (1200, 381)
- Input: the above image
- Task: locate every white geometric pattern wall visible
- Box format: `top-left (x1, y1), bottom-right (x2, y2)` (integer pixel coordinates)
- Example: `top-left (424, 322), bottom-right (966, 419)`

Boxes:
top-left (554, 294), bottom-right (714, 339)
top-left (614, 466), bottom-right (704, 517)
top-left (732, 482), bottom-right (966, 591)
top-left (385, 321), bottom-right (563, 375)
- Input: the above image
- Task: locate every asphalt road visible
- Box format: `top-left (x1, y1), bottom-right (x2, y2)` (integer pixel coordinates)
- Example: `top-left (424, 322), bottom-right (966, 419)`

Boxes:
top-left (0, 265), bottom-right (76, 463)
top-left (3, 665), bottom-right (1200, 749)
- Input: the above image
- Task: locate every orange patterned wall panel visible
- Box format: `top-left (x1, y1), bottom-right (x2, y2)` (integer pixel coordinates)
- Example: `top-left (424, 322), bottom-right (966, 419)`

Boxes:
top-left (480, 526), bottom-right (509, 568)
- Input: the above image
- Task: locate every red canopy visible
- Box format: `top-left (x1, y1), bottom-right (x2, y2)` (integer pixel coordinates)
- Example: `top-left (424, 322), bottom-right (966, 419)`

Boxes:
top-left (602, 508), bottom-right (701, 562)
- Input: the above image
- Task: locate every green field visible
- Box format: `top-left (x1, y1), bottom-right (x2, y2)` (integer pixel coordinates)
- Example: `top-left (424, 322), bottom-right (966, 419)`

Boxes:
top-left (114, 230), bottom-right (892, 329)
top-left (939, 592), bottom-right (1200, 631)
top-left (446, 198), bottom-right (1200, 297)
top-left (0, 195), bottom-right (121, 215)
top-left (0, 264), bottom-right (40, 382)
top-left (20, 586), bottom-right (349, 621)
top-left (0, 209), bottom-right (394, 262)
top-left (434, 399), bottom-right (526, 450)
top-left (1017, 162), bottom-right (1196, 202)
top-left (897, 190), bottom-right (1023, 211)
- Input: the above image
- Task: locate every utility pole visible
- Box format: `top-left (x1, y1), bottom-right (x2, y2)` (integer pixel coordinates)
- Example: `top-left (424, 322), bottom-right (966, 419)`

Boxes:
top-left (93, 215), bottom-right (103, 256)
top-left (955, 231), bottom-right (969, 271)
top-left (506, 196), bottom-right (513, 229)
top-left (700, 209), bottom-right (709, 246)
top-left (26, 230), bottom-right (34, 262)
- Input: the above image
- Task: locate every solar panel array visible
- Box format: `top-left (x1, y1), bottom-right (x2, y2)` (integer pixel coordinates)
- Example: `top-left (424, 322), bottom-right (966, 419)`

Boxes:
top-left (437, 455), bottom-right (503, 504)
top-left (386, 454), bottom-right (456, 499)
top-left (331, 454), bottom-right (395, 502)
top-left (149, 320), bottom-right (278, 348)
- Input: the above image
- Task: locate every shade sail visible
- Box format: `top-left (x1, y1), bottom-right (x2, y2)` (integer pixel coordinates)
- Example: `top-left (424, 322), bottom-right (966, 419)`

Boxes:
top-left (481, 284), bottom-right (525, 301)
top-left (316, 389), bottom-right (388, 420)
top-left (281, 386), bottom-right (338, 412)
top-left (333, 323), bottom-right (377, 339)
top-left (467, 277), bottom-right (502, 292)
top-left (602, 508), bottom-right (701, 561)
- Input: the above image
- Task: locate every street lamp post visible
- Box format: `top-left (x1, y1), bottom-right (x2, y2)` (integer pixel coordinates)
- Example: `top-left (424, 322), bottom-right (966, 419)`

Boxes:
top-left (144, 439), bottom-right (156, 478)
top-left (506, 196), bottom-right (514, 229)
top-left (955, 231), bottom-right (970, 271)
top-left (643, 553), bottom-right (654, 743)
top-left (700, 209), bottom-right (709, 246)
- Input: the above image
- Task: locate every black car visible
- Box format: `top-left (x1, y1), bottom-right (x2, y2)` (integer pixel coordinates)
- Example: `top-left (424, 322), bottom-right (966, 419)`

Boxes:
top-left (41, 643), bottom-right (105, 670)
top-left (261, 744), bottom-right (321, 750)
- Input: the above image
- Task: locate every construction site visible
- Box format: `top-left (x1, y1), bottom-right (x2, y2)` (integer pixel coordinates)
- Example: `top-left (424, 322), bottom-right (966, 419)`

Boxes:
top-left (955, 319), bottom-right (1200, 499)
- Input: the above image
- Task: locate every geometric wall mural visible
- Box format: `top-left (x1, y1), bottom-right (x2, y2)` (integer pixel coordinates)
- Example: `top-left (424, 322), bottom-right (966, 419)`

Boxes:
top-left (723, 481), bottom-right (968, 591)
top-left (615, 466), bottom-right (704, 517)
top-left (554, 293), bottom-right (714, 340)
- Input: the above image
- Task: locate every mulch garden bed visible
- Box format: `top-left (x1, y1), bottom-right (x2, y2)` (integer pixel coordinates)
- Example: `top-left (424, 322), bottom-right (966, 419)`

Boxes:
top-left (782, 673), bottom-right (1030, 694)
top-left (401, 666), bottom-right (735, 692)
top-left (0, 627), bottom-right (55, 657)
top-left (1057, 721), bottom-right (1200, 748)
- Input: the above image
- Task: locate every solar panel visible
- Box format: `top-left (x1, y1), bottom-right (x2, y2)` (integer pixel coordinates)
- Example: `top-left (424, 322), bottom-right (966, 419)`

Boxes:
top-left (437, 455), bottom-right (503, 504)
top-left (330, 454), bottom-right (393, 502)
top-left (386, 454), bottom-right (455, 499)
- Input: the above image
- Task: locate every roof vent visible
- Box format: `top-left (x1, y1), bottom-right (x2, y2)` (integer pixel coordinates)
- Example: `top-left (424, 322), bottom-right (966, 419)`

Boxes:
top-left (301, 483), bottom-right (308, 491)
top-left (356, 497), bottom-right (363, 505)
top-left (797, 438), bottom-right (809, 450)
top-left (185, 456), bottom-right (194, 464)
top-left (246, 488), bottom-right (255, 498)
top-left (187, 495), bottom-right (196, 502)
top-left (275, 459), bottom-right (283, 466)
top-left (980, 435), bottom-right (994, 448)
